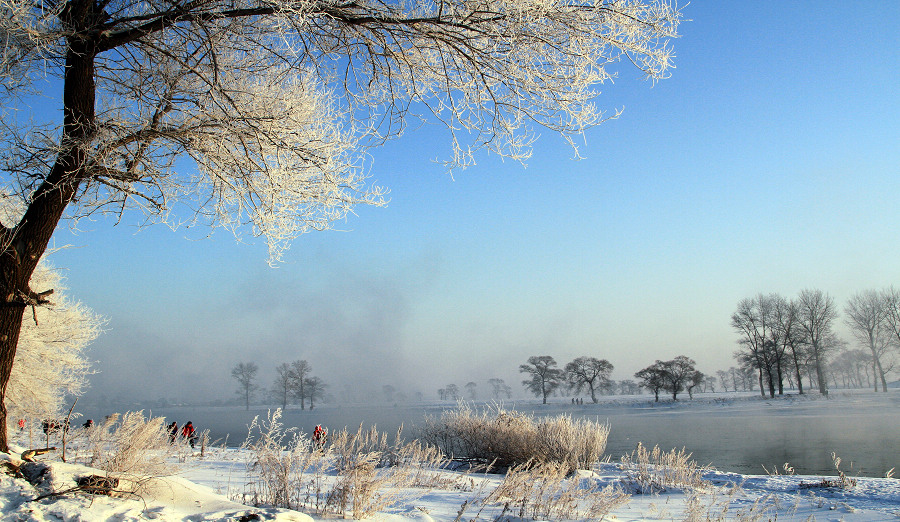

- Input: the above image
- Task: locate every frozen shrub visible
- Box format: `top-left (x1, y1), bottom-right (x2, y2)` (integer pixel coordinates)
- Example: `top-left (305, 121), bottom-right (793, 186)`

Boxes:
top-left (240, 411), bottom-right (445, 517)
top-left (619, 442), bottom-right (707, 493)
top-left (474, 461), bottom-right (629, 520)
top-left (240, 409), bottom-right (326, 510)
top-left (418, 403), bottom-right (609, 473)
top-left (83, 411), bottom-right (173, 490)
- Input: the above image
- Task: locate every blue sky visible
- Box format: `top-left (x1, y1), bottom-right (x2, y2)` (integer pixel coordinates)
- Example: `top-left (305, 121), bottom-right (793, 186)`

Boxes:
top-left (47, 2), bottom-right (900, 404)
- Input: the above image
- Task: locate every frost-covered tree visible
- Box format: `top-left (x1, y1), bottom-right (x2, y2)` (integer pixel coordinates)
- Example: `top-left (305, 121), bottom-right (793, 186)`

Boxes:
top-left (290, 360), bottom-right (311, 410)
top-left (444, 383), bottom-right (459, 401)
top-left (845, 290), bottom-right (892, 392)
top-left (7, 261), bottom-right (101, 423)
top-left (634, 362), bottom-right (667, 402)
top-left (465, 381), bottom-right (477, 400)
top-left (520, 355), bottom-right (563, 404)
top-left (564, 356), bottom-right (613, 403)
top-left (775, 297), bottom-right (808, 395)
top-left (272, 363), bottom-right (293, 410)
top-left (0, 197), bottom-right (101, 424)
top-left (796, 289), bottom-right (838, 396)
top-left (304, 376), bottom-right (326, 409)
top-left (488, 378), bottom-right (512, 400)
top-left (731, 294), bottom-right (781, 398)
top-left (0, 0), bottom-right (680, 450)
top-left (657, 356), bottom-right (697, 401)
top-left (231, 362), bottom-right (258, 410)
top-left (617, 379), bottom-right (639, 395)
top-left (685, 369), bottom-right (704, 399)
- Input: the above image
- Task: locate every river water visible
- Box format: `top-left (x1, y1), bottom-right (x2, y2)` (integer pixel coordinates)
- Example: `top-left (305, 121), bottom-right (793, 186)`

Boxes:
top-left (78, 391), bottom-right (899, 477)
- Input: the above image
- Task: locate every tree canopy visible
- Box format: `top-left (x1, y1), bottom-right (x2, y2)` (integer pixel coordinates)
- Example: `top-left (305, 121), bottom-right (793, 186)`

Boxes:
top-left (0, 0), bottom-right (679, 450)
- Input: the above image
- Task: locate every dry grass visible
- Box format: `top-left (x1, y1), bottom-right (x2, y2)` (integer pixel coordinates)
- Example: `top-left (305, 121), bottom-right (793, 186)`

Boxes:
top-left (680, 490), bottom-right (782, 522)
top-left (419, 403), bottom-right (609, 474)
top-left (239, 410), bottom-right (323, 510)
top-left (472, 461), bottom-right (630, 520)
top-left (799, 452), bottom-right (858, 490)
top-left (240, 410), bottom-right (451, 518)
top-left (84, 412), bottom-right (172, 478)
top-left (618, 442), bottom-right (708, 494)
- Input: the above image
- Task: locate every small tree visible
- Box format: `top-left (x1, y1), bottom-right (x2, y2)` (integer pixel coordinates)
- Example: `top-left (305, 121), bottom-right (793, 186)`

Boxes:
top-left (488, 378), bottom-right (512, 400)
top-left (445, 384), bottom-right (459, 401)
top-left (844, 290), bottom-right (891, 392)
top-left (564, 356), bottom-right (614, 403)
top-left (290, 360), bottom-right (311, 410)
top-left (686, 370), bottom-right (705, 399)
top-left (520, 356), bottom-right (563, 404)
top-left (716, 370), bottom-right (730, 392)
top-left (304, 376), bottom-right (326, 409)
top-left (658, 356), bottom-right (698, 401)
top-left (797, 289), bottom-right (838, 396)
top-left (465, 382), bottom-right (477, 400)
top-left (382, 384), bottom-right (396, 403)
top-left (272, 363), bottom-right (293, 411)
top-left (635, 362), bottom-right (668, 402)
top-left (231, 362), bottom-right (259, 410)
top-left (618, 379), bottom-right (639, 395)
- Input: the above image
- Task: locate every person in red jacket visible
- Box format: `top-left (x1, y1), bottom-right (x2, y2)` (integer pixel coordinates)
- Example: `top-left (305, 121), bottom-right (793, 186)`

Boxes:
top-left (313, 424), bottom-right (326, 449)
top-left (181, 421), bottom-right (197, 448)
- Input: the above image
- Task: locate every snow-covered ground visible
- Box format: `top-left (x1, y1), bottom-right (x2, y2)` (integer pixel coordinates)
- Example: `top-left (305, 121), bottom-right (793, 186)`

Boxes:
top-left (2, 442), bottom-right (899, 521)
top-left (2, 392), bottom-right (899, 521)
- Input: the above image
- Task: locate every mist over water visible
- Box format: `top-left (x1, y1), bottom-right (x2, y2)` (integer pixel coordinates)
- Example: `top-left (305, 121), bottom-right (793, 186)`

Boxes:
top-left (77, 392), bottom-right (899, 478)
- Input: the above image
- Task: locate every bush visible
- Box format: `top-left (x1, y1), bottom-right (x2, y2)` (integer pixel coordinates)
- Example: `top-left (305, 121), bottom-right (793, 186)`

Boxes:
top-left (78, 411), bottom-right (173, 496)
top-left (241, 411), bottom-right (448, 518)
top-left (418, 404), bottom-right (609, 474)
top-left (240, 409), bottom-right (324, 511)
top-left (477, 462), bottom-right (629, 520)
top-left (618, 442), bottom-right (707, 493)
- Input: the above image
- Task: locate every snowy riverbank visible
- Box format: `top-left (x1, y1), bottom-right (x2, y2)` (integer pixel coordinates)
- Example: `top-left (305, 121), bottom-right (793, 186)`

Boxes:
top-left (2, 392), bottom-right (899, 521)
top-left (1, 441), bottom-right (899, 521)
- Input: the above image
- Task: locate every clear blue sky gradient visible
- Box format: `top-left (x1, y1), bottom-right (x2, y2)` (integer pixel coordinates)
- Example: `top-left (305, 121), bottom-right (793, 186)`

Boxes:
top-left (46, 2), bottom-right (900, 403)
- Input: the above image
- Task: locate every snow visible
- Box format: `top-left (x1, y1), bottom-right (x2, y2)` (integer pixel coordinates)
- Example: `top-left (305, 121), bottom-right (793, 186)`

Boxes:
top-left (4, 449), bottom-right (899, 521)
top-left (2, 394), bottom-right (899, 521)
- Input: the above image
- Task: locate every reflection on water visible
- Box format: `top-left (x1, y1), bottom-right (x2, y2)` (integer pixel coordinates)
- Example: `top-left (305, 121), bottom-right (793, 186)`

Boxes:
top-left (79, 393), bottom-right (899, 477)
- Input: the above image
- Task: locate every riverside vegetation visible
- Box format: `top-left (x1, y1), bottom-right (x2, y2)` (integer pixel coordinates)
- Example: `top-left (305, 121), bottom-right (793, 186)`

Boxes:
top-left (5, 404), bottom-right (897, 520)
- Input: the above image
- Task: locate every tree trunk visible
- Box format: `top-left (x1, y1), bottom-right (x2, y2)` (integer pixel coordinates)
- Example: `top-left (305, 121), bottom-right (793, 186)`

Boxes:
top-left (775, 359), bottom-right (784, 395)
top-left (0, 306), bottom-right (28, 453)
top-left (813, 348), bottom-right (828, 396)
top-left (875, 357), bottom-right (887, 392)
top-left (868, 343), bottom-right (887, 392)
top-left (0, 33), bottom-right (96, 452)
top-left (790, 346), bottom-right (804, 395)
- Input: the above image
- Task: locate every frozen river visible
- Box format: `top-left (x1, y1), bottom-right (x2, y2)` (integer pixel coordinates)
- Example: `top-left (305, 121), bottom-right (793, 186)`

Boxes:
top-left (81, 390), bottom-right (899, 477)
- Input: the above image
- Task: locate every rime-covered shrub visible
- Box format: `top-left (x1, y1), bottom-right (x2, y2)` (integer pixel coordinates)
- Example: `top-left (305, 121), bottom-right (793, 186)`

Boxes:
top-left (241, 410), bottom-right (447, 518)
top-left (419, 404), bottom-right (609, 474)
top-left (618, 442), bottom-right (707, 493)
top-left (85, 411), bottom-right (172, 480)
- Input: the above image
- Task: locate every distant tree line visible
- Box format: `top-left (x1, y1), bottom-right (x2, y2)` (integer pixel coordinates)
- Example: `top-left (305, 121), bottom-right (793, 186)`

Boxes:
top-left (634, 356), bottom-right (703, 402)
top-left (227, 287), bottom-right (900, 409)
top-left (729, 288), bottom-right (900, 398)
top-left (231, 359), bottom-right (327, 410)
top-left (517, 355), bottom-right (615, 404)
